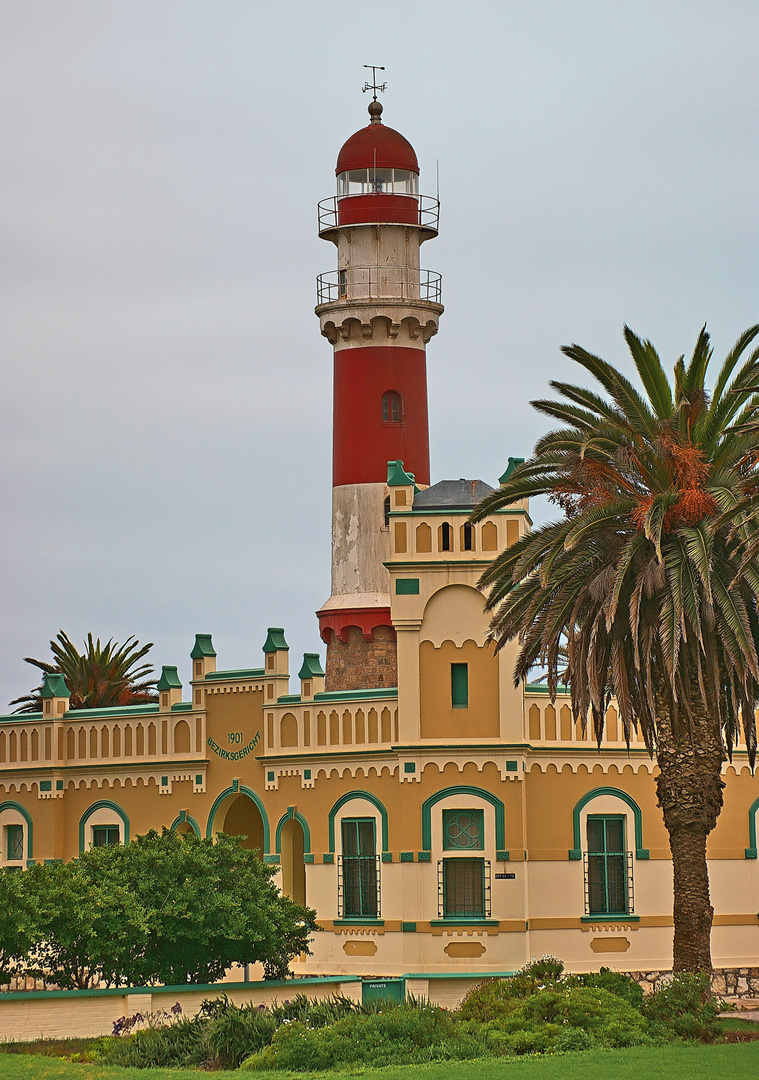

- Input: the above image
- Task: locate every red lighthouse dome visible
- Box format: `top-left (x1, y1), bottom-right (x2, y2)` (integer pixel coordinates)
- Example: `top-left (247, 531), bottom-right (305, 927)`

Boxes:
top-left (336, 103), bottom-right (419, 174)
top-left (334, 102), bottom-right (420, 227)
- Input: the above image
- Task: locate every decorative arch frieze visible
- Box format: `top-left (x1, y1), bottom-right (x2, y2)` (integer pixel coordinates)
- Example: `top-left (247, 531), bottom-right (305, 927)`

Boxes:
top-left (205, 783), bottom-right (270, 853)
top-left (569, 787), bottom-right (648, 860)
top-left (328, 791), bottom-right (389, 853)
top-left (169, 810), bottom-right (201, 838)
top-left (420, 785), bottom-right (505, 851)
top-left (0, 801), bottom-right (33, 862)
top-left (78, 800), bottom-right (130, 852)
top-left (745, 796), bottom-right (759, 858)
top-left (275, 807), bottom-right (312, 854)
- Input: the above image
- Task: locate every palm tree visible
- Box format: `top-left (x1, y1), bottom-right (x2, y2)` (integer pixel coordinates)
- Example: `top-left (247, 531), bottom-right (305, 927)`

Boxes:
top-left (472, 324), bottom-right (759, 973)
top-left (9, 631), bottom-right (158, 714)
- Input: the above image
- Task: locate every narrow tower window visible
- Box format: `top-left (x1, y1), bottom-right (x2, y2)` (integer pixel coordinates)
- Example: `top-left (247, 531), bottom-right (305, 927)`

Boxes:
top-left (384, 495), bottom-right (391, 528)
top-left (439, 522), bottom-right (453, 551)
top-left (451, 663), bottom-right (469, 709)
top-left (461, 522), bottom-right (474, 551)
top-left (382, 391), bottom-right (403, 424)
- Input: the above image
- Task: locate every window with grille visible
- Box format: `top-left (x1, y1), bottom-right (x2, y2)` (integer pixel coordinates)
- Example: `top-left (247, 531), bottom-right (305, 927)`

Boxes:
top-left (382, 391), bottom-right (403, 423)
top-left (92, 825), bottom-right (120, 848)
top-left (585, 815), bottom-right (633, 916)
top-left (451, 663), bottom-right (468, 708)
top-left (339, 819), bottom-right (380, 918)
top-left (439, 858), bottom-right (490, 918)
top-left (443, 809), bottom-right (484, 850)
top-left (5, 824), bottom-right (23, 862)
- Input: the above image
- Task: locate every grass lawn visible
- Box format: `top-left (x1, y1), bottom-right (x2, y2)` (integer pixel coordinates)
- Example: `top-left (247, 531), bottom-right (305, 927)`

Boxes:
top-left (0, 1044), bottom-right (758, 1080)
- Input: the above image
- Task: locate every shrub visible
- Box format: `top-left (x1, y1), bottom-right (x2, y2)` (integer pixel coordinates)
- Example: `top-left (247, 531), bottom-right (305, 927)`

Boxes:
top-left (478, 986), bottom-right (650, 1055)
top-left (207, 1007), bottom-right (278, 1069)
top-left (459, 956), bottom-right (568, 1022)
top-left (643, 973), bottom-right (720, 1041)
top-left (576, 968), bottom-right (645, 1009)
top-left (99, 1016), bottom-right (209, 1068)
top-left (242, 1002), bottom-right (487, 1071)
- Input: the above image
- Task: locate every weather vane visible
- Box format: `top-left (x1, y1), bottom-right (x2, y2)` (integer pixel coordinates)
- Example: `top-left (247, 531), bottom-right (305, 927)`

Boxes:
top-left (362, 65), bottom-right (387, 101)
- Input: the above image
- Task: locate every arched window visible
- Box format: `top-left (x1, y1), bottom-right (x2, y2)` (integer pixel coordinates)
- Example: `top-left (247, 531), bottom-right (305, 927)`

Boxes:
top-left (382, 391), bottom-right (403, 424)
top-left (439, 522), bottom-right (453, 551)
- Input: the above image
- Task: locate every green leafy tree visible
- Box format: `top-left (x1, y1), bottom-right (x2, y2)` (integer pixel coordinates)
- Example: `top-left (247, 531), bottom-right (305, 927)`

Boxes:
top-left (9, 631), bottom-right (158, 714)
top-left (20, 830), bottom-right (317, 988)
top-left (0, 867), bottom-right (38, 985)
top-left (472, 324), bottom-right (759, 973)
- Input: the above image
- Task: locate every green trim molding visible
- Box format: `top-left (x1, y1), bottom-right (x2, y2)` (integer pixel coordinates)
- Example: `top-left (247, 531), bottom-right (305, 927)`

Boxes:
top-left (169, 810), bottom-right (201, 838)
top-left (421, 786), bottom-right (505, 851)
top-left (569, 787), bottom-right (648, 860)
top-left (205, 785), bottom-right (270, 853)
top-left (275, 806), bottom-right (312, 854)
top-left (328, 791), bottom-right (389, 853)
top-left (0, 801), bottom-right (33, 860)
top-left (746, 796), bottom-right (759, 858)
top-left (78, 801), bottom-right (130, 853)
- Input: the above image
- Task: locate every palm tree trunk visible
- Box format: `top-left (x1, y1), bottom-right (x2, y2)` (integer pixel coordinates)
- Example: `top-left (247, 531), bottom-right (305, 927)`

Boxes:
top-left (654, 709), bottom-right (725, 973)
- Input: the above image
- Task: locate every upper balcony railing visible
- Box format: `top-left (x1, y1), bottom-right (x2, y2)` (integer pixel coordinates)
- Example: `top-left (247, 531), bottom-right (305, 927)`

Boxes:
top-left (318, 193), bottom-right (440, 235)
top-left (317, 266), bottom-right (442, 307)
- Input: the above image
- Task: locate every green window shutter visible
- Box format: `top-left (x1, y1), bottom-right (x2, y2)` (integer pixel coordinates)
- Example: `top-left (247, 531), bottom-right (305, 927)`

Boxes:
top-left (586, 815), bottom-right (629, 916)
top-left (442, 858), bottom-right (485, 917)
top-left (92, 826), bottom-right (120, 848)
top-left (5, 825), bottom-right (23, 861)
top-left (443, 809), bottom-right (484, 850)
top-left (451, 663), bottom-right (468, 708)
top-left (340, 818), bottom-right (378, 918)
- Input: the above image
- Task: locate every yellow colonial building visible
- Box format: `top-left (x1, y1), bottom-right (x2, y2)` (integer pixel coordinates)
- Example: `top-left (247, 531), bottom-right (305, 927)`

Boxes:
top-left (1, 99), bottom-right (758, 981)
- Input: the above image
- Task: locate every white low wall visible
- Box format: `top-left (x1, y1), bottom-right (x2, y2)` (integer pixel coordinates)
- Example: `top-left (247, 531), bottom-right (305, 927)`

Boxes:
top-left (0, 977), bottom-right (362, 1041)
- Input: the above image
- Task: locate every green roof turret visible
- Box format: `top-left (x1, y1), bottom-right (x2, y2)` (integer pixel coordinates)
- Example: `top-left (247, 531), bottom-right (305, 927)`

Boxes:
top-left (387, 460), bottom-right (416, 487)
top-left (190, 634), bottom-right (216, 660)
top-left (157, 665), bottom-right (182, 691)
top-left (298, 653), bottom-right (325, 680)
top-left (499, 457), bottom-right (525, 484)
top-left (262, 628), bottom-right (289, 653)
top-left (40, 673), bottom-right (69, 699)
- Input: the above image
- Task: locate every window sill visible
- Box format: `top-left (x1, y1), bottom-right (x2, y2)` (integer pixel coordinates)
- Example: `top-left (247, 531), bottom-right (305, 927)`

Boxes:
top-left (581, 914), bottom-right (639, 922)
top-left (430, 918), bottom-right (499, 927)
top-left (333, 918), bottom-right (384, 926)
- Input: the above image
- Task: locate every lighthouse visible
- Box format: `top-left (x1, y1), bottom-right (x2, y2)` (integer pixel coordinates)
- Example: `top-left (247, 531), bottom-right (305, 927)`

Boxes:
top-left (316, 95), bottom-right (443, 690)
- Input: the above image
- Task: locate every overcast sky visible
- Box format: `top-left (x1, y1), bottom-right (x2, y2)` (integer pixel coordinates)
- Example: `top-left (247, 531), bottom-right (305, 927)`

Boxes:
top-left (1, 1), bottom-right (756, 706)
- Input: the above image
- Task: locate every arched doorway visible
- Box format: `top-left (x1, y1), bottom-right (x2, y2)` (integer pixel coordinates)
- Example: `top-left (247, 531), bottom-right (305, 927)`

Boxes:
top-left (280, 817), bottom-right (306, 905)
top-left (223, 794), bottom-right (265, 860)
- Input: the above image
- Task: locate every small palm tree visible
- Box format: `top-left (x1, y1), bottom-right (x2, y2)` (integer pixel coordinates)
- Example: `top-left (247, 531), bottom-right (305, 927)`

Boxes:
top-left (10, 632), bottom-right (158, 714)
top-left (472, 324), bottom-right (759, 972)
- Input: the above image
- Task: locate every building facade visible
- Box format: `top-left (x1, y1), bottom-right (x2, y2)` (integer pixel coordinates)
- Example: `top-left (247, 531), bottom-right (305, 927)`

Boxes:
top-left (1, 101), bottom-right (758, 978)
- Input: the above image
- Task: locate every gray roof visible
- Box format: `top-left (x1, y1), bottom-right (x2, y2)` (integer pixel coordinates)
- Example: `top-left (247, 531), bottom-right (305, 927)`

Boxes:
top-left (413, 478), bottom-right (495, 511)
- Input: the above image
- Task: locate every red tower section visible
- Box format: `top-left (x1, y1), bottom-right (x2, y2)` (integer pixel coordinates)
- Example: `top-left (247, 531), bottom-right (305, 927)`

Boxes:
top-left (316, 99), bottom-right (442, 690)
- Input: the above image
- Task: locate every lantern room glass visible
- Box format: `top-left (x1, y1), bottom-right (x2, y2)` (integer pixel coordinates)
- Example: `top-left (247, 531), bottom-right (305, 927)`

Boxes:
top-left (337, 169), bottom-right (419, 196)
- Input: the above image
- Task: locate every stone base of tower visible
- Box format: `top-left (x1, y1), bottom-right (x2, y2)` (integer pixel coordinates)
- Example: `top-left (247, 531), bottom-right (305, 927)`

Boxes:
top-left (324, 625), bottom-right (397, 692)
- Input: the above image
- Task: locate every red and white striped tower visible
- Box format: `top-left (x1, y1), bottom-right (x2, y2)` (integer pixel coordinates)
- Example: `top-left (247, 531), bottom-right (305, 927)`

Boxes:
top-left (316, 98), bottom-right (443, 690)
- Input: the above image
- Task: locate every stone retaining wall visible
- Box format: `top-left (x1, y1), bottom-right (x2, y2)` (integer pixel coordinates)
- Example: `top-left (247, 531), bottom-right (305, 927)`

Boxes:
top-left (629, 968), bottom-right (759, 998)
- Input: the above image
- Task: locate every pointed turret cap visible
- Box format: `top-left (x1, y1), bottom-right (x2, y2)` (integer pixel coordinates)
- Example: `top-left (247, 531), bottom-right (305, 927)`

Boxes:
top-left (298, 653), bottom-right (325, 680)
top-left (157, 665), bottom-right (182, 691)
top-left (41, 673), bottom-right (69, 699)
